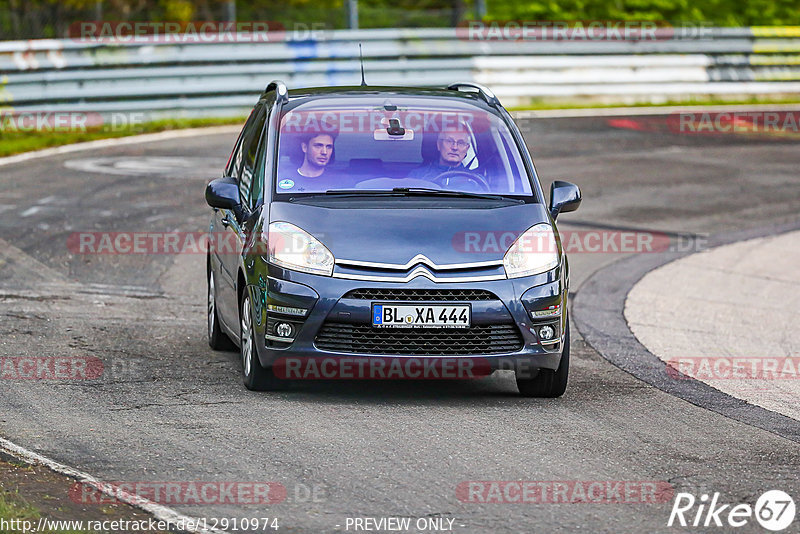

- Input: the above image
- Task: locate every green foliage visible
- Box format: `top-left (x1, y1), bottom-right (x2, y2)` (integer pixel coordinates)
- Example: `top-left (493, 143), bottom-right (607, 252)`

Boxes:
top-left (0, 0), bottom-right (796, 40)
top-left (483, 0), bottom-right (800, 26)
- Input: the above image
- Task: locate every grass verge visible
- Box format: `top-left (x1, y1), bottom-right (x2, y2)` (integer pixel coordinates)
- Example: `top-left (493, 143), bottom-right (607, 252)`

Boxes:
top-left (0, 458), bottom-right (170, 534)
top-left (508, 95), bottom-right (800, 111)
top-left (0, 117), bottom-right (244, 158)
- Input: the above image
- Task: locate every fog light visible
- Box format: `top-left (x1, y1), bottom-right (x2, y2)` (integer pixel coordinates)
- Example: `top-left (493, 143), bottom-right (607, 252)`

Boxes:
top-left (275, 322), bottom-right (294, 338)
top-left (538, 325), bottom-right (555, 341)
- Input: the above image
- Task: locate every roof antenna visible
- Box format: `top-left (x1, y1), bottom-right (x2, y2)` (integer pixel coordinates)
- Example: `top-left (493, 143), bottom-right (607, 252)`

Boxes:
top-left (359, 43), bottom-right (367, 86)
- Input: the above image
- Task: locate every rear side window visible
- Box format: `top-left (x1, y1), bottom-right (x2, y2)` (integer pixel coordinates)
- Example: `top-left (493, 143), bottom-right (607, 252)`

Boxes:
top-left (226, 108), bottom-right (255, 178)
top-left (239, 107), bottom-right (267, 208)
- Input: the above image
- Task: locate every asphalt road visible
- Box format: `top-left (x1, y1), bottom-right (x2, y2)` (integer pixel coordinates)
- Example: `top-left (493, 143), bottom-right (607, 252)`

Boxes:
top-left (1, 116), bottom-right (799, 533)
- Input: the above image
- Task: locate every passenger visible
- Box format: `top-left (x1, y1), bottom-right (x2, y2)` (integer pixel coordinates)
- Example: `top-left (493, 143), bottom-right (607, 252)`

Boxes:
top-left (279, 131), bottom-right (344, 192)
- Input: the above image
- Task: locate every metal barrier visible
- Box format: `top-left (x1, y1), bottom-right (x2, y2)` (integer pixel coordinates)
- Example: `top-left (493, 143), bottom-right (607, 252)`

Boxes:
top-left (1, 27), bottom-right (799, 117)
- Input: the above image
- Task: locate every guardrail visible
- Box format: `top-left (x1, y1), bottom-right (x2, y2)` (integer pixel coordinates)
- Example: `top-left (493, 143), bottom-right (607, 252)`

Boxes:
top-left (1, 26), bottom-right (799, 117)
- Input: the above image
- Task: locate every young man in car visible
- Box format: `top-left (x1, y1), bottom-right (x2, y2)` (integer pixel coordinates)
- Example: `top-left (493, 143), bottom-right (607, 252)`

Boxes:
top-left (296, 131), bottom-right (335, 177)
top-left (408, 129), bottom-right (472, 180)
top-left (276, 130), bottom-right (346, 193)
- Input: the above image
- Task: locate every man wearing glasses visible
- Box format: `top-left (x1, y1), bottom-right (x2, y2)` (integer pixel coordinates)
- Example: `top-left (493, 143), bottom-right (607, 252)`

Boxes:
top-left (408, 129), bottom-right (473, 180)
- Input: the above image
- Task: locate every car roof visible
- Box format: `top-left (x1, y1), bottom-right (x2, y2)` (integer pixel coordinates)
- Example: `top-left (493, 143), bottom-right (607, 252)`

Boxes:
top-left (271, 85), bottom-right (501, 110)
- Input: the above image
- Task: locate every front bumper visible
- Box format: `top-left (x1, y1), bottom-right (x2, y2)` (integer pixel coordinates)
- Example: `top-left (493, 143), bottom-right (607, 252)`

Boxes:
top-left (248, 261), bottom-right (568, 373)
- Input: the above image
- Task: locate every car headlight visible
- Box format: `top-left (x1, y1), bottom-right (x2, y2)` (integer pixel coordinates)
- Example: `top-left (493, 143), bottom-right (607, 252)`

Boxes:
top-left (267, 222), bottom-right (334, 276)
top-left (503, 224), bottom-right (560, 278)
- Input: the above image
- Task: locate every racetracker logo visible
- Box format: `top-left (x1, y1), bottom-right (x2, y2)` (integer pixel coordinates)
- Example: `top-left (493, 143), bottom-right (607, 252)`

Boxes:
top-left (274, 357), bottom-right (493, 380)
top-left (457, 480), bottom-right (674, 503)
top-left (457, 20), bottom-right (678, 41)
top-left (674, 112), bottom-right (800, 136)
top-left (67, 231), bottom-right (327, 256)
top-left (71, 481), bottom-right (287, 505)
top-left (668, 490), bottom-right (795, 530)
top-left (280, 109), bottom-right (488, 134)
top-left (0, 357), bottom-right (103, 380)
top-left (0, 111), bottom-right (146, 133)
top-left (666, 357), bottom-right (800, 380)
top-left (452, 230), bottom-right (704, 254)
top-left (69, 21), bottom-right (330, 43)
top-left (608, 112), bottom-right (800, 139)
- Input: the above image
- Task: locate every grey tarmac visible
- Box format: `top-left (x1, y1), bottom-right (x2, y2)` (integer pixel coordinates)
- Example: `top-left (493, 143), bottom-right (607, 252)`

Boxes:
top-left (0, 116), bottom-right (798, 533)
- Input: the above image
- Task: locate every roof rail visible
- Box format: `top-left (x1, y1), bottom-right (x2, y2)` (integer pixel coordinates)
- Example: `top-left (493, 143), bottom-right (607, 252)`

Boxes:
top-left (446, 82), bottom-right (499, 107)
top-left (264, 80), bottom-right (288, 103)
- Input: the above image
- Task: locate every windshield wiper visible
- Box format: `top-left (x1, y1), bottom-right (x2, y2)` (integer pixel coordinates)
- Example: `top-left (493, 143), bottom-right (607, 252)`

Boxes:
top-left (391, 187), bottom-right (523, 203)
top-left (320, 187), bottom-right (524, 203)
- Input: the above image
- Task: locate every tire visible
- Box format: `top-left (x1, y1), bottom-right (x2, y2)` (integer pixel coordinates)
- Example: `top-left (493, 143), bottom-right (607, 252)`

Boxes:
top-left (240, 289), bottom-right (285, 391)
top-left (516, 316), bottom-right (570, 398)
top-left (207, 268), bottom-right (234, 350)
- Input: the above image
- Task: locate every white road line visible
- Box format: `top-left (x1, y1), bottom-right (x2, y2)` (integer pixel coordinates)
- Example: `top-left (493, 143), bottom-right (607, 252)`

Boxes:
top-left (0, 437), bottom-right (228, 534)
top-left (20, 206), bottom-right (42, 217)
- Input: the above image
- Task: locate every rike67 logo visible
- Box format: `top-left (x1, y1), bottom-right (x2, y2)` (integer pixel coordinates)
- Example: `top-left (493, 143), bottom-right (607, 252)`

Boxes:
top-left (668, 490), bottom-right (795, 531)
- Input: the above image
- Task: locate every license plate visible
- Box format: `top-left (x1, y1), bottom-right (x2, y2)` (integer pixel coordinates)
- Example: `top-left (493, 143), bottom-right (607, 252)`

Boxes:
top-left (372, 303), bottom-right (471, 329)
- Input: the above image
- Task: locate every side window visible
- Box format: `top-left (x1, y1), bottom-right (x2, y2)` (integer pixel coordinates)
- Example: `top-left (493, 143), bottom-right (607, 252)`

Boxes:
top-left (249, 109), bottom-right (270, 208)
top-left (239, 107), bottom-right (267, 208)
top-left (226, 108), bottom-right (256, 178)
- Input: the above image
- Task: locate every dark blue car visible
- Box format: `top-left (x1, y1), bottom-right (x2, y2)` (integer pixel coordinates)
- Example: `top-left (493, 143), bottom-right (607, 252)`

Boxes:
top-left (205, 81), bottom-right (581, 396)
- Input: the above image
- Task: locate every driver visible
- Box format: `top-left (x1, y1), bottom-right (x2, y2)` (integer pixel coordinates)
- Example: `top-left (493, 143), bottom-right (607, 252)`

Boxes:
top-left (408, 129), bottom-right (472, 180)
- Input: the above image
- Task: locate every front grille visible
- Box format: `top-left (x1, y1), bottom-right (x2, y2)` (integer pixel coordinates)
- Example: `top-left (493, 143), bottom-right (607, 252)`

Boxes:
top-left (315, 323), bottom-right (523, 355)
top-left (343, 288), bottom-right (497, 301)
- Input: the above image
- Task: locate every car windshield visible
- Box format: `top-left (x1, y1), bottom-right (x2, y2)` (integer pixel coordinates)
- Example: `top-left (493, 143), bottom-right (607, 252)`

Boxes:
top-left (274, 97), bottom-right (534, 197)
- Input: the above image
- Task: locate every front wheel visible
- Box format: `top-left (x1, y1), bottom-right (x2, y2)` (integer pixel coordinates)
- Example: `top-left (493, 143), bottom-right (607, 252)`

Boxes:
top-left (240, 290), bottom-right (285, 391)
top-left (516, 317), bottom-right (570, 398)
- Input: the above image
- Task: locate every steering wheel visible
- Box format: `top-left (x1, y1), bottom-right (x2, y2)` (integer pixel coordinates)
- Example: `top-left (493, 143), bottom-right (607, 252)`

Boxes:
top-left (432, 170), bottom-right (491, 193)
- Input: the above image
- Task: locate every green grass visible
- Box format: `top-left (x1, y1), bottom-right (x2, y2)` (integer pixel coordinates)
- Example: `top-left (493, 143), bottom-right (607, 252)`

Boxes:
top-left (0, 489), bottom-right (94, 534)
top-left (508, 94), bottom-right (800, 111)
top-left (0, 488), bottom-right (39, 526)
top-left (0, 117), bottom-right (244, 158)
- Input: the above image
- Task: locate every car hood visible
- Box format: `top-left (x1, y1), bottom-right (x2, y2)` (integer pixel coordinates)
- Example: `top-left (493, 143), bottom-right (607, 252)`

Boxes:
top-left (269, 201), bottom-right (551, 265)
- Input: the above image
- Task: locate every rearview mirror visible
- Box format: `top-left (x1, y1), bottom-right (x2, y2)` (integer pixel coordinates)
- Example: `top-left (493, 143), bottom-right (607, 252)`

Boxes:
top-left (205, 176), bottom-right (240, 211)
top-left (549, 180), bottom-right (581, 220)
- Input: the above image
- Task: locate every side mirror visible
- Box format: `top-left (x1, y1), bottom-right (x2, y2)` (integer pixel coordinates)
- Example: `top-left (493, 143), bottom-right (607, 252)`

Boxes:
top-left (205, 176), bottom-right (240, 211)
top-left (549, 180), bottom-right (581, 220)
